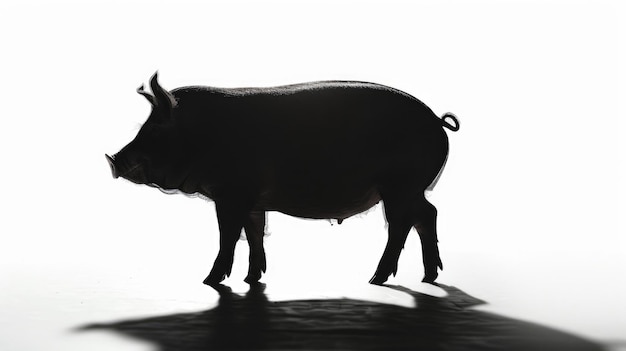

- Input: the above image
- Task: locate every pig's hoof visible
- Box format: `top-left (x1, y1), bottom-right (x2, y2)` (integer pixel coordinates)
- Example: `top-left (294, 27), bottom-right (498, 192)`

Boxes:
top-left (422, 271), bottom-right (438, 284)
top-left (203, 274), bottom-right (225, 287)
top-left (369, 274), bottom-right (388, 286)
top-left (244, 273), bottom-right (261, 284)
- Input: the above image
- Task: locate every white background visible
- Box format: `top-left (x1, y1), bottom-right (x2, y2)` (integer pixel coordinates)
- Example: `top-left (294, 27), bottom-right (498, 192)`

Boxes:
top-left (1, 1), bottom-right (624, 350)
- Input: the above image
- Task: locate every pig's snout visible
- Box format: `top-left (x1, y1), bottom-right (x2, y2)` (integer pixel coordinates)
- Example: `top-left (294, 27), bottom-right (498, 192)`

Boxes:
top-left (105, 154), bottom-right (119, 179)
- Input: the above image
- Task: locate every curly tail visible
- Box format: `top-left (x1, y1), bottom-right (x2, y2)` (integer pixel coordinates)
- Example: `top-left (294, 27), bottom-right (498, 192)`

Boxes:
top-left (441, 112), bottom-right (460, 132)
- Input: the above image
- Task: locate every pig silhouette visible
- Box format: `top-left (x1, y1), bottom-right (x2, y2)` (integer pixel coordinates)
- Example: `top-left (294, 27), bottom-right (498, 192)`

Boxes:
top-left (106, 72), bottom-right (460, 286)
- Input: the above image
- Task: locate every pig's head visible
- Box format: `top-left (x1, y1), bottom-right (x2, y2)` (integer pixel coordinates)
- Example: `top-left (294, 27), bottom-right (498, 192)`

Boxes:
top-left (106, 72), bottom-right (192, 192)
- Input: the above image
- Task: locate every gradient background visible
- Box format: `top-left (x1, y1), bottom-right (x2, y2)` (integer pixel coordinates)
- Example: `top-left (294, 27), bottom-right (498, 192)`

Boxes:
top-left (1, 1), bottom-right (624, 350)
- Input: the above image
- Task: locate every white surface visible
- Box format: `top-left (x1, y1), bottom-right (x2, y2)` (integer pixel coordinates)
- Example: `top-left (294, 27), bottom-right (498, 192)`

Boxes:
top-left (1, 1), bottom-right (624, 350)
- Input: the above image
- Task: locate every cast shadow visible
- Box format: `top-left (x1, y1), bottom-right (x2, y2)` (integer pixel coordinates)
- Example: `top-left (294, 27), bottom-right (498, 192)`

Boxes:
top-left (78, 283), bottom-right (605, 351)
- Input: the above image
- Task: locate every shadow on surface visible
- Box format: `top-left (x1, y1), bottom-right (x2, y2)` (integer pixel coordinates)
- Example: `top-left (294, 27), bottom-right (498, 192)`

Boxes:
top-left (78, 283), bottom-right (604, 351)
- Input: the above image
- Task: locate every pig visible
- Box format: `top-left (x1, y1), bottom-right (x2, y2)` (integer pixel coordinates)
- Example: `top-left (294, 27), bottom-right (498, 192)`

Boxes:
top-left (106, 72), bottom-right (460, 286)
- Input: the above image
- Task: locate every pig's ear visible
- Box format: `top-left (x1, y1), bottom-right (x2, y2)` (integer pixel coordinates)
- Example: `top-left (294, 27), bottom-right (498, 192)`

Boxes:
top-left (137, 84), bottom-right (156, 106)
top-left (149, 71), bottom-right (178, 113)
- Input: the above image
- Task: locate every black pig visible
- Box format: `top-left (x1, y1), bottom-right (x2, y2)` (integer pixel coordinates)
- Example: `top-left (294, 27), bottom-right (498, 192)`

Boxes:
top-left (106, 73), bottom-right (460, 286)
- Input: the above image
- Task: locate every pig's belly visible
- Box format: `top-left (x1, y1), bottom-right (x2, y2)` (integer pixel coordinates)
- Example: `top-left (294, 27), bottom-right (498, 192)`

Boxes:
top-left (256, 185), bottom-right (382, 220)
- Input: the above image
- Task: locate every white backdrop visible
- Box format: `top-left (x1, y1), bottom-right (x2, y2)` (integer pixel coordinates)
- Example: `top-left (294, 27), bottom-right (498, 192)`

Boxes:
top-left (1, 1), bottom-right (624, 350)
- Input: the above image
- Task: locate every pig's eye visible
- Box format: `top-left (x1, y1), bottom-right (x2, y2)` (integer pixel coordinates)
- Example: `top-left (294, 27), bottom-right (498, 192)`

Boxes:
top-left (137, 125), bottom-right (165, 142)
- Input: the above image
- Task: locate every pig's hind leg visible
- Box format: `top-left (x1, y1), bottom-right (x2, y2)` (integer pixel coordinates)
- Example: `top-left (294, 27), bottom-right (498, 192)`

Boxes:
top-left (369, 192), bottom-right (414, 285)
top-left (413, 197), bottom-right (443, 283)
top-left (369, 187), bottom-right (443, 285)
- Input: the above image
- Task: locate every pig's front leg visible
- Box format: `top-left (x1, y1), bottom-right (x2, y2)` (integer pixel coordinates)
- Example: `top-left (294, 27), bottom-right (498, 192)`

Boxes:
top-left (204, 201), bottom-right (248, 286)
top-left (243, 211), bottom-right (267, 284)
